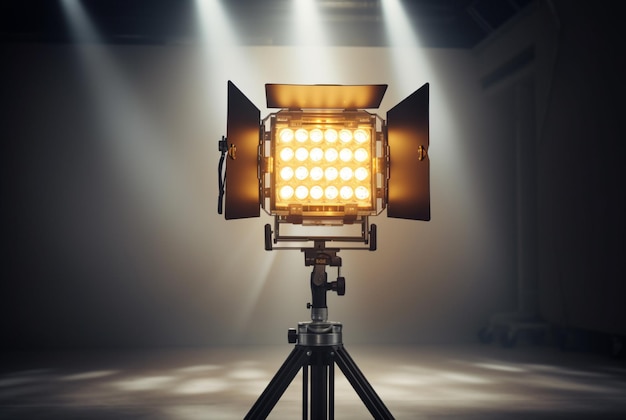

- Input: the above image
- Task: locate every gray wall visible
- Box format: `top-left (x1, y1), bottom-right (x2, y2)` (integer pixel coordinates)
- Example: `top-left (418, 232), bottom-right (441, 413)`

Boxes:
top-left (534, 2), bottom-right (625, 335)
top-left (475, 0), bottom-right (626, 337)
top-left (2, 42), bottom-right (516, 349)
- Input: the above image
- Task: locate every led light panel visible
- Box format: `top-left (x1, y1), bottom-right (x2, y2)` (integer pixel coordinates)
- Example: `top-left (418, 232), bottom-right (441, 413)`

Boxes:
top-left (267, 111), bottom-right (379, 222)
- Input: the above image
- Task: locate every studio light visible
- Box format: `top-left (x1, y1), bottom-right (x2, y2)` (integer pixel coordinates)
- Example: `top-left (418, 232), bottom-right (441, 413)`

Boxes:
top-left (219, 81), bottom-right (430, 248)
top-left (217, 80), bottom-right (429, 419)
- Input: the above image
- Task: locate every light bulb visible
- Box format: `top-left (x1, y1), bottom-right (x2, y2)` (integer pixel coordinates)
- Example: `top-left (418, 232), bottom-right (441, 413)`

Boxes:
top-left (310, 147), bottom-right (323, 162)
top-left (340, 167), bottom-right (353, 181)
top-left (280, 147), bottom-right (294, 162)
top-left (324, 167), bottom-right (338, 181)
top-left (354, 129), bottom-right (369, 144)
top-left (279, 128), bottom-right (294, 143)
top-left (295, 128), bottom-right (308, 142)
top-left (325, 186), bottom-right (338, 200)
top-left (295, 166), bottom-right (308, 180)
top-left (339, 129), bottom-right (352, 143)
top-left (310, 186), bottom-right (323, 200)
top-left (325, 148), bottom-right (338, 162)
top-left (325, 129), bottom-right (338, 143)
top-left (310, 166), bottom-right (323, 181)
top-left (310, 128), bottom-right (323, 143)
top-left (295, 147), bottom-right (309, 161)
top-left (354, 148), bottom-right (368, 162)
top-left (280, 166), bottom-right (294, 181)
top-left (295, 185), bottom-right (308, 200)
top-left (339, 148), bottom-right (352, 162)
top-left (340, 186), bottom-right (353, 200)
top-left (355, 167), bottom-right (368, 181)
top-left (355, 186), bottom-right (369, 200)
top-left (280, 186), bottom-right (294, 200)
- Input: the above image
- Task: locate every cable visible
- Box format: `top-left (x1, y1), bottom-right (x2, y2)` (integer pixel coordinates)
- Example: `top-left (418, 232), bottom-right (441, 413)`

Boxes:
top-left (218, 136), bottom-right (228, 214)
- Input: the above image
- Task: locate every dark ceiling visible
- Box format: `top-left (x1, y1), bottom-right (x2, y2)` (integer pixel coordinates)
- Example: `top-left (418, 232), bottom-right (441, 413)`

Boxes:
top-left (1, 0), bottom-right (534, 49)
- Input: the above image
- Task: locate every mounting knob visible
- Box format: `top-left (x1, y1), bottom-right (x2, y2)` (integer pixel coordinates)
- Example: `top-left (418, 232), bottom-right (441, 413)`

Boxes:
top-left (331, 277), bottom-right (346, 296)
top-left (288, 328), bottom-right (298, 344)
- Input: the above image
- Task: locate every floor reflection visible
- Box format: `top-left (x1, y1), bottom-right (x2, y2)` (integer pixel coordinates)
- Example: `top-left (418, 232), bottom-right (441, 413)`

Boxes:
top-left (1, 344), bottom-right (625, 419)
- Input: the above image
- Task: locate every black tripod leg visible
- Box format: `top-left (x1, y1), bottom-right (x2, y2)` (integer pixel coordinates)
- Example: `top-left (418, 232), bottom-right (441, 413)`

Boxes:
top-left (329, 357), bottom-right (334, 420)
top-left (334, 346), bottom-right (394, 420)
top-left (302, 364), bottom-right (308, 419)
top-left (310, 351), bottom-right (328, 420)
top-left (245, 345), bottom-right (310, 420)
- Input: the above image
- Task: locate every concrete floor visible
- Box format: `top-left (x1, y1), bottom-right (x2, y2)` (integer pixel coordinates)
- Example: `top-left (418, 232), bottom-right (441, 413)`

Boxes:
top-left (1, 343), bottom-right (626, 419)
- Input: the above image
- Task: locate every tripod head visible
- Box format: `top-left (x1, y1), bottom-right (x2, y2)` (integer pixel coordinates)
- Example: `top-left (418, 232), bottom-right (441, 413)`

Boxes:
top-left (263, 221), bottom-right (375, 332)
top-left (303, 240), bottom-right (346, 323)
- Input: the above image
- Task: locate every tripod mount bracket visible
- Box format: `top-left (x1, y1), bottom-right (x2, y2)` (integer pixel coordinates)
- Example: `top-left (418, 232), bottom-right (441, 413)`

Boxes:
top-left (294, 321), bottom-right (343, 347)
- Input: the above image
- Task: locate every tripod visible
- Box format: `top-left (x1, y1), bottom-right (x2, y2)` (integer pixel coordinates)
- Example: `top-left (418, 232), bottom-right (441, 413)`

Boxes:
top-left (245, 243), bottom-right (394, 419)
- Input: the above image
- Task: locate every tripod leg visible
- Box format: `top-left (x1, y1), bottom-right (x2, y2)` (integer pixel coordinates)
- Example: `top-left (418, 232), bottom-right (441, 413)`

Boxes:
top-left (245, 345), bottom-right (310, 420)
top-left (329, 358), bottom-right (334, 420)
top-left (310, 350), bottom-right (328, 420)
top-left (334, 345), bottom-right (394, 420)
top-left (302, 364), bottom-right (308, 420)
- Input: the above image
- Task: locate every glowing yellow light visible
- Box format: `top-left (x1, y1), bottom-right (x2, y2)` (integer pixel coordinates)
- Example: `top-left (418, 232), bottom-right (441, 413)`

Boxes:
top-left (354, 148), bottom-right (368, 162)
top-left (310, 147), bottom-right (324, 162)
top-left (279, 128), bottom-right (294, 143)
top-left (310, 128), bottom-right (323, 143)
top-left (295, 185), bottom-right (308, 200)
top-left (280, 186), bottom-right (294, 200)
top-left (280, 147), bottom-right (294, 162)
top-left (325, 148), bottom-right (338, 162)
top-left (310, 166), bottom-right (323, 181)
top-left (310, 186), bottom-right (323, 200)
top-left (340, 167), bottom-right (353, 181)
top-left (355, 186), bottom-right (369, 200)
top-left (325, 186), bottom-right (338, 200)
top-left (280, 166), bottom-right (294, 181)
top-left (270, 112), bottom-right (378, 215)
top-left (325, 167), bottom-right (338, 181)
top-left (295, 128), bottom-right (308, 142)
top-left (339, 148), bottom-right (352, 162)
top-left (295, 166), bottom-right (308, 180)
top-left (325, 129), bottom-right (338, 143)
top-left (340, 186), bottom-right (354, 199)
top-left (295, 147), bottom-right (309, 161)
top-left (339, 129), bottom-right (352, 143)
top-left (354, 129), bottom-right (369, 144)
top-left (354, 167), bottom-right (368, 181)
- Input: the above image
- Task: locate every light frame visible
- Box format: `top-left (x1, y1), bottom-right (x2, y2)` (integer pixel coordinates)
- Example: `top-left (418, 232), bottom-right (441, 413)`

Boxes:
top-left (260, 109), bottom-right (386, 226)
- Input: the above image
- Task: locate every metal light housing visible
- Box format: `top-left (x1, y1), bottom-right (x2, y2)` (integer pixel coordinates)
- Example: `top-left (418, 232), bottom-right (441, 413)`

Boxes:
top-left (220, 81), bottom-right (430, 243)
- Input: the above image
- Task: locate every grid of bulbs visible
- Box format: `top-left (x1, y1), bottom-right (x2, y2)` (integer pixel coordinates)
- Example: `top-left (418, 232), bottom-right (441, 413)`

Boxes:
top-left (273, 126), bottom-right (373, 206)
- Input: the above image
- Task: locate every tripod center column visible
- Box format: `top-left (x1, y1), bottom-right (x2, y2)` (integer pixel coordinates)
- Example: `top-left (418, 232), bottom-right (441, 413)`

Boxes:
top-left (311, 264), bottom-right (328, 322)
